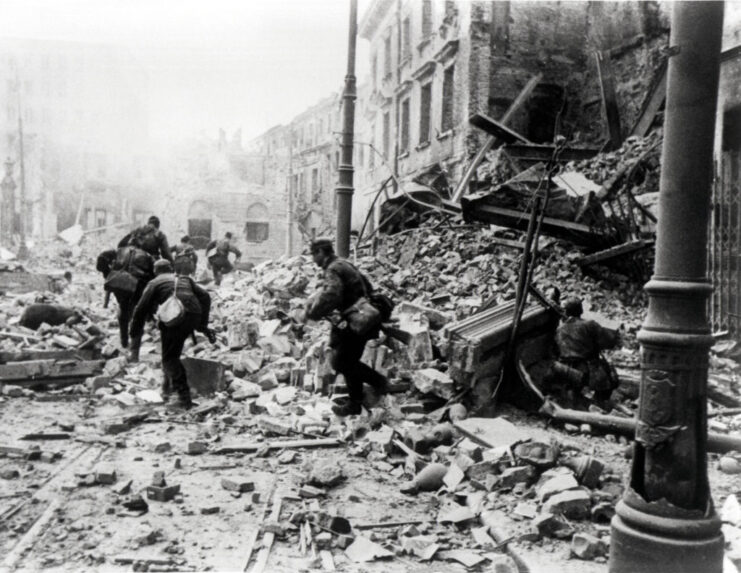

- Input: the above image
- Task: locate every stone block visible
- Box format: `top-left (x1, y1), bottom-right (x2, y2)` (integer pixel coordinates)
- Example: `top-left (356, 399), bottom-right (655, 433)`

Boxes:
top-left (182, 356), bottom-right (226, 396)
top-left (186, 441), bottom-right (208, 455)
top-left (537, 474), bottom-right (580, 503)
top-left (412, 368), bottom-right (455, 400)
top-left (499, 465), bottom-right (535, 488)
top-left (94, 464), bottom-right (117, 484)
top-left (571, 532), bottom-right (607, 560)
top-left (258, 417), bottom-right (292, 436)
top-left (543, 489), bottom-right (592, 520)
top-left (222, 477), bottom-right (255, 493)
top-left (533, 512), bottom-right (575, 539)
top-left (146, 484), bottom-right (181, 502)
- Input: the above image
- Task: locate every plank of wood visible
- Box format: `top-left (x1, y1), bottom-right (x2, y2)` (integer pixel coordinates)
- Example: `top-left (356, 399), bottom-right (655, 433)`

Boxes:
top-left (249, 494), bottom-right (284, 573)
top-left (20, 433), bottom-right (70, 441)
top-left (355, 519), bottom-right (429, 530)
top-left (0, 349), bottom-right (97, 364)
top-left (451, 74), bottom-right (542, 203)
top-left (215, 438), bottom-right (342, 455)
top-left (0, 359), bottom-right (104, 384)
top-left (2, 499), bottom-right (61, 569)
top-left (242, 485), bottom-right (275, 572)
top-left (595, 50), bottom-right (623, 150)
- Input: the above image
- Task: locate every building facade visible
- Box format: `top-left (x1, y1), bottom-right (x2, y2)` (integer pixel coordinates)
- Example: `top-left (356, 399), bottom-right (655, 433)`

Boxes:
top-left (0, 38), bottom-right (153, 244)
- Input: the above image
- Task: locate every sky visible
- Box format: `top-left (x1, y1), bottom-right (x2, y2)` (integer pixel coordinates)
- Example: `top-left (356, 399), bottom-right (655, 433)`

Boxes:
top-left (0, 0), bottom-right (371, 143)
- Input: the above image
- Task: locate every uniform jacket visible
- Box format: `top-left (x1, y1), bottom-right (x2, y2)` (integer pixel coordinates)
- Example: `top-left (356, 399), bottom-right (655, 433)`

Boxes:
top-left (119, 225), bottom-right (173, 263)
top-left (172, 243), bottom-right (198, 265)
top-left (555, 317), bottom-right (617, 361)
top-left (207, 239), bottom-right (242, 260)
top-left (130, 273), bottom-right (211, 338)
top-left (307, 256), bottom-right (372, 320)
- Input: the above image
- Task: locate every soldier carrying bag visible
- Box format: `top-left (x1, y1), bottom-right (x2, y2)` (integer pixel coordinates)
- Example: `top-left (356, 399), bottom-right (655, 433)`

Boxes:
top-left (157, 275), bottom-right (185, 327)
top-left (104, 247), bottom-right (138, 295)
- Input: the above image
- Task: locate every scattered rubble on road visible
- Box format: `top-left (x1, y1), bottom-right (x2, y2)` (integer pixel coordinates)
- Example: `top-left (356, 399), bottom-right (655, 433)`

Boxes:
top-left (1, 132), bottom-right (740, 572)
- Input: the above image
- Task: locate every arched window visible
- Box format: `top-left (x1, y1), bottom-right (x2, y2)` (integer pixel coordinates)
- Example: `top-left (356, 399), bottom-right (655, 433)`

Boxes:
top-left (245, 202), bottom-right (269, 243)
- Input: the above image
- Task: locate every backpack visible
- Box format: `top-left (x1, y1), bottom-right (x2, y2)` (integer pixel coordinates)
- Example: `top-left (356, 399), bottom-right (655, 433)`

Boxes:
top-left (104, 248), bottom-right (138, 295)
top-left (157, 275), bottom-right (185, 327)
top-left (131, 224), bottom-right (159, 254)
top-left (370, 291), bottom-right (395, 323)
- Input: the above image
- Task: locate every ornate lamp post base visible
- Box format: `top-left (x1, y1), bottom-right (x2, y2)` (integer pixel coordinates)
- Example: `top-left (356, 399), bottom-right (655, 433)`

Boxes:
top-left (611, 497), bottom-right (723, 573)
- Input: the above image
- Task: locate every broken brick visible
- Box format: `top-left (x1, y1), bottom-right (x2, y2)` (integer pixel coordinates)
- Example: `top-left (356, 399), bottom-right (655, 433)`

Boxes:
top-left (186, 441), bottom-right (208, 455)
top-left (221, 477), bottom-right (255, 493)
top-left (146, 484), bottom-right (181, 502)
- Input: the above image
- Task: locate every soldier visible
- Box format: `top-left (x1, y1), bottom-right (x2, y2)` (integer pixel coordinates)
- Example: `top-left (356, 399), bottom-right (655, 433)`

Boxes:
top-left (305, 238), bottom-right (388, 417)
top-left (129, 259), bottom-right (215, 410)
top-left (171, 235), bottom-right (198, 276)
top-left (206, 232), bottom-right (242, 286)
top-left (96, 245), bottom-right (153, 348)
top-left (552, 297), bottom-right (619, 409)
top-left (119, 215), bottom-right (173, 263)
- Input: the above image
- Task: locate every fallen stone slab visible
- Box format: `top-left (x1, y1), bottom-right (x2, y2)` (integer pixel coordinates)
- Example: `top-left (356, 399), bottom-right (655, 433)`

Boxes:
top-left (345, 536), bottom-right (394, 563)
top-left (453, 417), bottom-right (530, 449)
top-left (543, 489), bottom-right (592, 520)
top-left (537, 474), bottom-right (580, 503)
top-left (438, 549), bottom-right (486, 568)
top-left (182, 357), bottom-right (226, 396)
top-left (413, 368), bottom-right (455, 400)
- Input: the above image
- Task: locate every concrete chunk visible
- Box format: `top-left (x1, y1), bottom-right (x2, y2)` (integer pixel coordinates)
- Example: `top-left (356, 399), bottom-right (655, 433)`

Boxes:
top-left (543, 489), bottom-right (592, 520)
top-left (413, 368), bottom-right (454, 400)
top-left (571, 532), bottom-right (607, 560)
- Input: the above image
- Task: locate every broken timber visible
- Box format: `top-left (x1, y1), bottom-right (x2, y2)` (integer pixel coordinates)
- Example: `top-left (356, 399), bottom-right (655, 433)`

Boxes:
top-left (214, 438), bottom-right (342, 455)
top-left (468, 113), bottom-right (531, 145)
top-left (451, 74), bottom-right (542, 203)
top-left (577, 239), bottom-right (655, 268)
top-left (501, 143), bottom-right (599, 167)
top-left (595, 50), bottom-right (623, 150)
top-left (461, 200), bottom-right (608, 246)
top-left (631, 59), bottom-right (668, 137)
top-left (0, 348), bottom-right (98, 364)
top-left (0, 359), bottom-right (104, 388)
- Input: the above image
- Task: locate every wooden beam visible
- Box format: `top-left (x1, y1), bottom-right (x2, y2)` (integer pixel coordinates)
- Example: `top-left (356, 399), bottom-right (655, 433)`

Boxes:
top-left (595, 50), bottom-right (623, 150)
top-left (249, 494), bottom-right (283, 573)
top-left (468, 113), bottom-right (531, 144)
top-left (214, 438), bottom-right (342, 455)
top-left (0, 359), bottom-right (104, 385)
top-left (577, 239), bottom-right (654, 267)
top-left (0, 349), bottom-right (97, 364)
top-left (631, 60), bottom-right (668, 137)
top-left (450, 75), bottom-right (541, 203)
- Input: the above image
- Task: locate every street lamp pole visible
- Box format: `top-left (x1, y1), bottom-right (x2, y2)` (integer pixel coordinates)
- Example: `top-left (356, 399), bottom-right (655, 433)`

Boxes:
top-left (609, 3), bottom-right (725, 573)
top-left (335, 0), bottom-right (357, 258)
